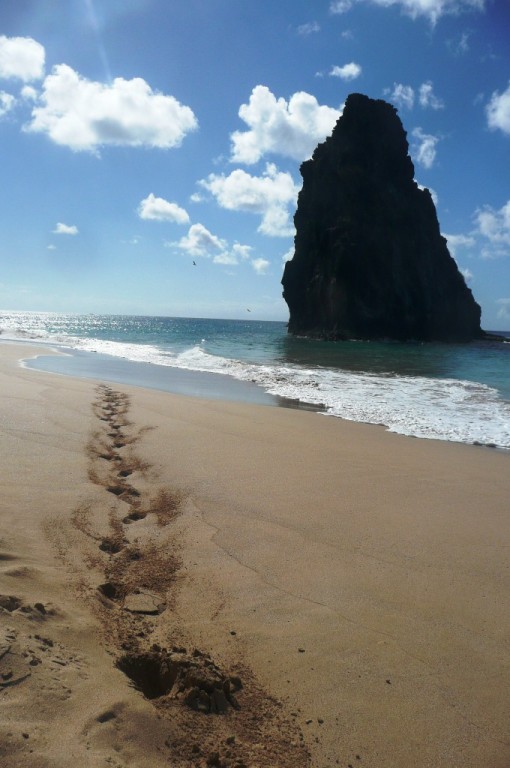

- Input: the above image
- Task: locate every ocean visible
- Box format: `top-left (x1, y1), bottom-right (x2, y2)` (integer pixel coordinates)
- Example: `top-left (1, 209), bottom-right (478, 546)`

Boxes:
top-left (1, 310), bottom-right (509, 450)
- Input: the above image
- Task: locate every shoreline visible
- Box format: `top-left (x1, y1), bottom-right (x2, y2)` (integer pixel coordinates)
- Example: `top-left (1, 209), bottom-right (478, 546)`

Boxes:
top-left (1, 342), bottom-right (510, 767)
top-left (10, 339), bottom-right (323, 413)
top-left (6, 338), bottom-right (509, 451)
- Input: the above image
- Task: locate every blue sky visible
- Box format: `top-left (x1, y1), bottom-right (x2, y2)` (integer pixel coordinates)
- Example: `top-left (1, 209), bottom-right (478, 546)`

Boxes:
top-left (0, 0), bottom-right (509, 328)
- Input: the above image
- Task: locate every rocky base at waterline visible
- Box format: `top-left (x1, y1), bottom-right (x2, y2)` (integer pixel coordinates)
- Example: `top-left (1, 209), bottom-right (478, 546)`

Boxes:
top-left (282, 93), bottom-right (485, 342)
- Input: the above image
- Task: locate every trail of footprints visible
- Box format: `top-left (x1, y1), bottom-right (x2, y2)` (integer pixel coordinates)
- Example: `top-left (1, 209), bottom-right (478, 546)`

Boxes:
top-left (84, 387), bottom-right (247, 719)
top-left (85, 386), bottom-right (310, 767)
top-left (1, 384), bottom-right (310, 767)
top-left (85, 385), bottom-right (183, 615)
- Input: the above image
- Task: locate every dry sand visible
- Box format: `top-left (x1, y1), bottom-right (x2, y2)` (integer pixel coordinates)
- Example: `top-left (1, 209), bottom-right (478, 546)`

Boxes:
top-left (1, 342), bottom-right (509, 768)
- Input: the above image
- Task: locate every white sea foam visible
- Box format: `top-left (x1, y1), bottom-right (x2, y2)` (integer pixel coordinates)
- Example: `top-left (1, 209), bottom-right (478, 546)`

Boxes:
top-left (168, 345), bottom-right (510, 448)
top-left (2, 314), bottom-right (509, 449)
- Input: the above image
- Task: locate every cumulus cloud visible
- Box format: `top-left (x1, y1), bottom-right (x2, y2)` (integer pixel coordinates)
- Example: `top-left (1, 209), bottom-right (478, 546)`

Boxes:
top-left (199, 163), bottom-right (300, 237)
top-left (230, 85), bottom-right (340, 164)
top-left (171, 223), bottom-right (227, 258)
top-left (213, 242), bottom-right (254, 266)
top-left (251, 258), bottom-right (270, 274)
top-left (21, 85), bottom-right (37, 101)
top-left (213, 252), bottom-right (239, 266)
top-left (486, 83), bottom-right (510, 136)
top-left (412, 127), bottom-right (439, 168)
top-left (330, 0), bottom-right (485, 24)
top-left (417, 183), bottom-right (438, 205)
top-left (330, 0), bottom-right (353, 12)
top-left (0, 91), bottom-right (15, 117)
top-left (460, 267), bottom-right (473, 283)
top-left (419, 81), bottom-right (444, 109)
top-left (231, 243), bottom-right (253, 261)
top-left (386, 81), bottom-right (444, 110)
top-left (385, 83), bottom-right (415, 110)
top-left (330, 63), bottom-right (362, 81)
top-left (137, 193), bottom-right (189, 224)
top-left (0, 35), bottom-right (45, 81)
top-left (168, 225), bottom-right (255, 268)
top-left (25, 64), bottom-right (197, 152)
top-left (282, 246), bottom-right (294, 264)
top-left (444, 233), bottom-right (475, 257)
top-left (53, 222), bottom-right (78, 235)
top-left (474, 200), bottom-right (510, 248)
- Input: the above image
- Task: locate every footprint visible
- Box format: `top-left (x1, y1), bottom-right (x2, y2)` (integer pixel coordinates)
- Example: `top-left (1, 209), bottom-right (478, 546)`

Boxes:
top-left (123, 511), bottom-right (147, 524)
top-left (96, 709), bottom-right (117, 724)
top-left (97, 582), bottom-right (124, 602)
top-left (99, 538), bottom-right (125, 555)
top-left (2, 566), bottom-right (35, 579)
top-left (0, 595), bottom-right (23, 612)
top-left (0, 552), bottom-right (17, 562)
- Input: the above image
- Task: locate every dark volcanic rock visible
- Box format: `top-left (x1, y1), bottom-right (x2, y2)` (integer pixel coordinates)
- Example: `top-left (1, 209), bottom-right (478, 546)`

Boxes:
top-left (282, 93), bottom-right (484, 342)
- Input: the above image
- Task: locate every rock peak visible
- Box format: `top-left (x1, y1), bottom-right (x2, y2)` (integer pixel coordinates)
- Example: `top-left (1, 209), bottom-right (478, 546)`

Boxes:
top-left (282, 93), bottom-right (483, 342)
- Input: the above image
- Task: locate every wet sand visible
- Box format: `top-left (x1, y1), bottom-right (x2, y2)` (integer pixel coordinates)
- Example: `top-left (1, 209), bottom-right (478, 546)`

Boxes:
top-left (1, 342), bottom-right (509, 767)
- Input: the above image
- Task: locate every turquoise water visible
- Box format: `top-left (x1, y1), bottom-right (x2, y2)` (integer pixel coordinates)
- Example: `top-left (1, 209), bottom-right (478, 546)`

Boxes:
top-left (1, 311), bottom-right (509, 449)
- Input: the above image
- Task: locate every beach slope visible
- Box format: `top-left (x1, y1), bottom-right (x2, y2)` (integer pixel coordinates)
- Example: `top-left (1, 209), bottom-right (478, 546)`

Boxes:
top-left (1, 343), bottom-right (509, 767)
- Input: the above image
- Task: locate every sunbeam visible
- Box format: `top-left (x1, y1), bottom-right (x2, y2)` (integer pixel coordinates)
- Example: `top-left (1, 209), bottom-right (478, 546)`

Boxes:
top-left (83, 0), bottom-right (112, 83)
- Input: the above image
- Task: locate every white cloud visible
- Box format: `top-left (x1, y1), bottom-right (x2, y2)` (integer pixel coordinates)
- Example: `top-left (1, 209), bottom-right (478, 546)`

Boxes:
top-left (21, 85), bottom-right (37, 101)
top-left (168, 225), bottom-right (254, 268)
top-left (330, 0), bottom-right (353, 12)
top-left (171, 223), bottom-right (227, 258)
top-left (213, 242), bottom-right (253, 266)
top-left (460, 267), bottom-right (473, 283)
top-left (213, 252), bottom-right (239, 266)
top-left (329, 0), bottom-right (485, 24)
top-left (0, 91), bottom-right (15, 117)
top-left (231, 243), bottom-right (253, 261)
top-left (385, 83), bottom-right (415, 110)
top-left (47, 244), bottom-right (57, 250)
top-left (386, 81), bottom-right (444, 110)
top-left (297, 21), bottom-right (321, 35)
top-left (282, 246), bottom-right (294, 264)
top-left (474, 201), bottom-right (510, 247)
top-left (200, 163), bottom-right (300, 237)
top-left (53, 222), bottom-right (78, 235)
top-left (373, 0), bottom-right (484, 24)
top-left (444, 233), bottom-right (475, 257)
top-left (412, 127), bottom-right (439, 168)
top-left (0, 35), bottom-right (45, 82)
top-left (330, 62), bottom-right (362, 81)
top-left (419, 81), bottom-right (444, 109)
top-left (25, 64), bottom-right (198, 152)
top-left (486, 83), bottom-right (510, 136)
top-left (417, 183), bottom-right (438, 205)
top-left (137, 193), bottom-right (189, 224)
top-left (251, 258), bottom-right (270, 274)
top-left (230, 85), bottom-right (340, 164)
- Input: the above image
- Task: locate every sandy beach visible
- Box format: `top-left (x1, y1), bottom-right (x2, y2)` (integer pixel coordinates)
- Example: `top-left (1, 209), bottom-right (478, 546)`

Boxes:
top-left (1, 342), bottom-right (509, 768)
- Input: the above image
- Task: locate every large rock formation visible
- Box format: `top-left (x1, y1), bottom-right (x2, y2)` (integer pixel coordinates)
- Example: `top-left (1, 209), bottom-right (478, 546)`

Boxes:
top-left (282, 93), bottom-right (484, 342)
